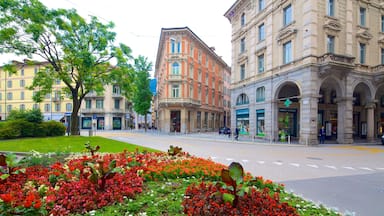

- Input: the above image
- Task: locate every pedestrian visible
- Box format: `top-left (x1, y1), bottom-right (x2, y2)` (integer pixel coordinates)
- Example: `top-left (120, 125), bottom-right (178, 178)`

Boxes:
top-left (319, 125), bottom-right (326, 144)
top-left (235, 127), bottom-right (239, 141)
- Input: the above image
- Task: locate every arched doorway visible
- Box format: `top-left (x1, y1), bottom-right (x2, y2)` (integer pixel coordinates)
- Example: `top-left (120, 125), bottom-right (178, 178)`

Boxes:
top-left (352, 82), bottom-right (373, 140)
top-left (275, 82), bottom-right (301, 141)
top-left (318, 77), bottom-right (348, 143)
top-left (375, 84), bottom-right (384, 139)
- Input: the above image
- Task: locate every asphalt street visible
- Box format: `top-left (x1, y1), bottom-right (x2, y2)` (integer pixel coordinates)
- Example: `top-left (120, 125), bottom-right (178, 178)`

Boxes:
top-left (92, 130), bottom-right (384, 216)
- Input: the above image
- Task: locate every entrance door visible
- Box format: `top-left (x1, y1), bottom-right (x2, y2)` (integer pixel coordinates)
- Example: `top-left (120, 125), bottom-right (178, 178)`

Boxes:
top-left (113, 117), bottom-right (122, 130)
top-left (170, 111), bottom-right (181, 132)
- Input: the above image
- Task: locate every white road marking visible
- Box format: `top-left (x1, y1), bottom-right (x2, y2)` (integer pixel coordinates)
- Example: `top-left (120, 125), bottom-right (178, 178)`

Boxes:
top-left (359, 167), bottom-right (374, 171)
top-left (290, 163), bottom-right (300, 167)
top-left (257, 161), bottom-right (265, 164)
top-left (342, 166), bottom-right (356, 170)
top-left (273, 161), bottom-right (283, 166)
top-left (226, 158), bottom-right (234, 161)
top-left (376, 168), bottom-right (384, 171)
top-left (307, 164), bottom-right (319, 168)
top-left (242, 159), bottom-right (249, 163)
top-left (324, 165), bottom-right (337, 170)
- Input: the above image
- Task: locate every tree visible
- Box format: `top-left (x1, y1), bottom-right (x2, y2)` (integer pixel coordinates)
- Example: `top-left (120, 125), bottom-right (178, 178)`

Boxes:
top-left (0, 0), bottom-right (134, 135)
top-left (132, 55), bottom-right (153, 132)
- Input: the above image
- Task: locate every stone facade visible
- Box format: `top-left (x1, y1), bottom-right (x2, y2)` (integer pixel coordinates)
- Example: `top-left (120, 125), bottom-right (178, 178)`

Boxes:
top-left (154, 27), bottom-right (231, 133)
top-left (225, 0), bottom-right (384, 145)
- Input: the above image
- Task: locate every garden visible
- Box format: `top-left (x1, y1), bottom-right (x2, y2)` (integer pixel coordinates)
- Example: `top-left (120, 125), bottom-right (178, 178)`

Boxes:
top-left (0, 137), bottom-right (341, 216)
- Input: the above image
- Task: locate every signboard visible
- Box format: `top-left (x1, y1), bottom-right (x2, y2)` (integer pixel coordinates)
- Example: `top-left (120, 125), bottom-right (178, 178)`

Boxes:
top-left (150, 79), bottom-right (157, 96)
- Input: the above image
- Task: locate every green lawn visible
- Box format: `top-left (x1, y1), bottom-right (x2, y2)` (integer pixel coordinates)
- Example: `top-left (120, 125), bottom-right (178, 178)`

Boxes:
top-left (0, 136), bottom-right (158, 153)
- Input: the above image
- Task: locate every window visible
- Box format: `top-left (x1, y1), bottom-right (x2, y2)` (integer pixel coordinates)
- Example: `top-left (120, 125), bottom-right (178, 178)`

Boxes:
top-left (258, 23), bottom-right (265, 41)
top-left (0, 93), bottom-right (2, 100)
top-left (256, 109), bottom-right (265, 136)
top-left (66, 103), bottom-right (72, 112)
top-left (283, 4), bottom-right (292, 26)
top-left (96, 99), bottom-right (104, 109)
top-left (20, 80), bottom-right (25, 87)
top-left (34, 67), bottom-right (38, 74)
top-left (170, 38), bottom-right (181, 53)
top-left (44, 104), bottom-right (50, 112)
top-left (33, 104), bottom-right (38, 110)
top-left (55, 79), bottom-right (61, 85)
top-left (259, 0), bottom-right (265, 11)
top-left (240, 64), bottom-right (246, 80)
top-left (240, 37), bottom-right (246, 53)
top-left (85, 99), bottom-right (91, 109)
top-left (327, 0), bottom-right (334, 17)
top-left (7, 105), bottom-right (12, 113)
top-left (236, 93), bottom-right (249, 105)
top-left (256, 86), bottom-right (265, 102)
top-left (20, 104), bottom-right (25, 111)
top-left (55, 103), bottom-right (61, 112)
top-left (114, 99), bottom-right (120, 109)
top-left (20, 68), bottom-right (24, 76)
top-left (360, 7), bottom-right (366, 26)
top-left (20, 91), bottom-right (24, 100)
top-left (172, 85), bottom-right (180, 98)
top-left (382, 15), bottom-right (384, 32)
top-left (45, 93), bottom-right (51, 99)
top-left (258, 54), bottom-right (265, 73)
top-left (381, 48), bottom-right (384, 64)
top-left (241, 13), bottom-right (246, 26)
top-left (283, 41), bottom-right (292, 64)
top-left (7, 92), bottom-right (12, 100)
top-left (359, 43), bottom-right (366, 64)
top-left (172, 62), bottom-right (180, 75)
top-left (113, 85), bottom-right (120, 94)
top-left (54, 91), bottom-right (60, 100)
top-left (7, 80), bottom-right (12, 88)
top-left (327, 35), bottom-right (335, 53)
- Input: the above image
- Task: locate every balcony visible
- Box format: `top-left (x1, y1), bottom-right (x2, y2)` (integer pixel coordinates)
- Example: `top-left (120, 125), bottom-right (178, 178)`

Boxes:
top-left (168, 74), bottom-right (182, 82)
top-left (159, 98), bottom-right (201, 108)
top-left (81, 108), bottom-right (105, 114)
top-left (317, 53), bottom-right (355, 77)
top-left (84, 92), bottom-right (104, 98)
top-left (112, 93), bottom-right (124, 98)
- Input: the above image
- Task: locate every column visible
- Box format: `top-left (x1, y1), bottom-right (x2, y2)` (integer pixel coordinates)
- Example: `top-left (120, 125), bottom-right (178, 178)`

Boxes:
top-left (366, 103), bottom-right (376, 142)
top-left (337, 97), bottom-right (353, 144)
top-left (300, 96), bottom-right (319, 145)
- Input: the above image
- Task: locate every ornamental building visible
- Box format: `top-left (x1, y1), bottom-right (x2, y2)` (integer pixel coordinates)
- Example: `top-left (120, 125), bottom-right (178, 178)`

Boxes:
top-left (154, 27), bottom-right (231, 133)
top-left (225, 0), bottom-right (384, 145)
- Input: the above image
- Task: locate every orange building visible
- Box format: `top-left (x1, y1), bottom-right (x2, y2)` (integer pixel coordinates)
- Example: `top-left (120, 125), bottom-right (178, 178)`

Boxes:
top-left (154, 27), bottom-right (231, 133)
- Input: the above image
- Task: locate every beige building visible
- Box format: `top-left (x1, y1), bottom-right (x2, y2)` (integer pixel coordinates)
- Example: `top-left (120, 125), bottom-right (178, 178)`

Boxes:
top-left (0, 60), bottom-right (134, 130)
top-left (225, 0), bottom-right (384, 145)
top-left (154, 27), bottom-right (231, 133)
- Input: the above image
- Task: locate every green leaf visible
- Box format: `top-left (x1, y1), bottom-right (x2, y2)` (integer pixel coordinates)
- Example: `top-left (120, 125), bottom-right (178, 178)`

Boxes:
top-left (0, 174), bottom-right (10, 180)
top-left (228, 162), bottom-right (244, 183)
top-left (108, 159), bottom-right (116, 170)
top-left (222, 193), bottom-right (235, 205)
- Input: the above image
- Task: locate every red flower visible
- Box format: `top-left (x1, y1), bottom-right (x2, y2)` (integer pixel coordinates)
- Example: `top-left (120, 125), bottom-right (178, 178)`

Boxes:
top-left (0, 193), bottom-right (13, 203)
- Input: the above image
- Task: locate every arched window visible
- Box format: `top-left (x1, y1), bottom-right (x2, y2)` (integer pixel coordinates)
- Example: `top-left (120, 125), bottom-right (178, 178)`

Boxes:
top-left (172, 62), bottom-right (180, 75)
top-left (256, 86), bottom-right (265, 102)
top-left (241, 13), bottom-right (246, 26)
top-left (236, 93), bottom-right (249, 105)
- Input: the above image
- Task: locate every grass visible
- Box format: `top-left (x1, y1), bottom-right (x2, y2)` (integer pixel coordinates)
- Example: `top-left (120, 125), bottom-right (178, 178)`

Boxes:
top-left (0, 136), bottom-right (158, 153)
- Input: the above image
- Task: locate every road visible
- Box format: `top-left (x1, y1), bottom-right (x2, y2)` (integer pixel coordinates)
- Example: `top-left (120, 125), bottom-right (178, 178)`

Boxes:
top-left (94, 130), bottom-right (384, 216)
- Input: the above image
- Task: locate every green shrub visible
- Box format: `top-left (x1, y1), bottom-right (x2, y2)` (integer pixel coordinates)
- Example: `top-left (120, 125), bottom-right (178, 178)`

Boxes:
top-left (6, 119), bottom-right (34, 137)
top-left (7, 109), bottom-right (43, 123)
top-left (43, 121), bottom-right (65, 137)
top-left (33, 123), bottom-right (47, 137)
top-left (0, 122), bottom-right (21, 139)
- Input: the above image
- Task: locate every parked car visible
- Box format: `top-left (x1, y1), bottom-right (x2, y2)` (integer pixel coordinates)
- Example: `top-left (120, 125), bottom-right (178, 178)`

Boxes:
top-left (219, 127), bottom-right (231, 135)
top-left (382, 134), bottom-right (384, 145)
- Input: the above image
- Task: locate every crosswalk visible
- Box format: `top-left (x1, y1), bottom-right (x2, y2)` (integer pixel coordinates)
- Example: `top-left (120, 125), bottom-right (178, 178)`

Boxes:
top-left (209, 156), bottom-right (384, 172)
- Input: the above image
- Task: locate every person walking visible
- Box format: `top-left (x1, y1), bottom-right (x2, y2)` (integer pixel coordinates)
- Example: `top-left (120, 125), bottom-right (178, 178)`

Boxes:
top-left (319, 125), bottom-right (326, 144)
top-left (235, 127), bottom-right (239, 141)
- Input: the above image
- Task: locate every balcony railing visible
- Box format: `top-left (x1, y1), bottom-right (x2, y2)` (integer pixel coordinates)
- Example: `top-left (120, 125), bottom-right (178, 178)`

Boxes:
top-left (168, 74), bottom-right (182, 81)
top-left (317, 53), bottom-right (355, 66)
top-left (159, 98), bottom-right (201, 107)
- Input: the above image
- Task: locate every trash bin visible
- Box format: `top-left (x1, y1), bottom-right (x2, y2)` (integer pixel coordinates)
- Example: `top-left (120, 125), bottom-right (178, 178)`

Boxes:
top-left (88, 130), bottom-right (93, 137)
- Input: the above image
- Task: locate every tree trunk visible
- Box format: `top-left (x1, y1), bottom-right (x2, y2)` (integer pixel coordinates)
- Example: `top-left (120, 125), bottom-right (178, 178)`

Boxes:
top-left (70, 97), bottom-right (82, 135)
top-left (144, 114), bottom-right (147, 132)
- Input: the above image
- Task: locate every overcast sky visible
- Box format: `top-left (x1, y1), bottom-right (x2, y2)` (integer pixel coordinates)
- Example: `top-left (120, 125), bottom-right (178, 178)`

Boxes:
top-left (1, 0), bottom-right (234, 70)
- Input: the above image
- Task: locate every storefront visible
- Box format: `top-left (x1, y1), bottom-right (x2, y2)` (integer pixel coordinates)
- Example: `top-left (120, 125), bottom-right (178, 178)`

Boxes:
top-left (256, 109), bottom-right (265, 137)
top-left (236, 108), bottom-right (249, 135)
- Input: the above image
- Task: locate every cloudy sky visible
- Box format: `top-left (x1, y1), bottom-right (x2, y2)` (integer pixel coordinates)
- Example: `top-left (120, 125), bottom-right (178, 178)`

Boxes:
top-left (1, 0), bottom-right (235, 70)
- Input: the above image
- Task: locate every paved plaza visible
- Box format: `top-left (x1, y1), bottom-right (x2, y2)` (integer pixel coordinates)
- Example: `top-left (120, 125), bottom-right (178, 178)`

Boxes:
top-left (89, 130), bottom-right (384, 216)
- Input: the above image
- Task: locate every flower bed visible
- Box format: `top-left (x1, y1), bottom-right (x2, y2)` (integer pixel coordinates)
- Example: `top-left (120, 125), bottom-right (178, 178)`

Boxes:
top-left (0, 149), bottom-right (339, 215)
